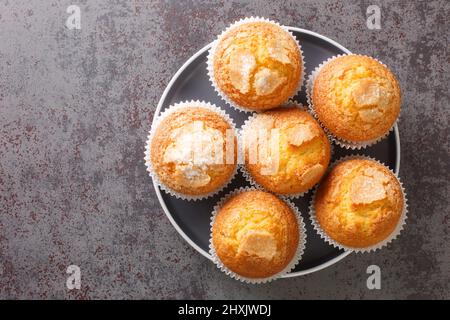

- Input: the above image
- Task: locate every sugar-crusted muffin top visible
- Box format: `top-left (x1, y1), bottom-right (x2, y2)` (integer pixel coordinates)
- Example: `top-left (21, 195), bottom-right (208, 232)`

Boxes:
top-left (213, 22), bottom-right (302, 111)
top-left (314, 158), bottom-right (404, 248)
top-left (150, 106), bottom-right (237, 196)
top-left (242, 107), bottom-right (331, 194)
top-left (212, 190), bottom-right (300, 278)
top-left (312, 55), bottom-right (401, 142)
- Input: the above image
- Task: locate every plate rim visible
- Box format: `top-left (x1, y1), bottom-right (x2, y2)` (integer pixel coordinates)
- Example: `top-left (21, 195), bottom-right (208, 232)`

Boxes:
top-left (151, 27), bottom-right (401, 277)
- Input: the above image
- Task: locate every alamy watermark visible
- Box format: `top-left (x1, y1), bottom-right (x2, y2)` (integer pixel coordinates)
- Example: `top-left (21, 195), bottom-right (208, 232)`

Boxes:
top-left (161, 128), bottom-right (281, 176)
top-left (66, 5), bottom-right (81, 30)
top-left (366, 265), bottom-right (381, 290)
top-left (66, 265), bottom-right (81, 290)
top-left (366, 5), bottom-right (381, 30)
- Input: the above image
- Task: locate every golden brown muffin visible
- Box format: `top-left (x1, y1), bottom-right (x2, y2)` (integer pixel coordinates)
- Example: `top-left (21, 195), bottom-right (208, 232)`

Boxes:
top-left (314, 158), bottom-right (404, 248)
top-left (212, 21), bottom-right (302, 111)
top-left (150, 105), bottom-right (237, 196)
top-left (242, 107), bottom-right (331, 195)
top-left (312, 55), bottom-right (401, 142)
top-left (212, 190), bottom-right (300, 278)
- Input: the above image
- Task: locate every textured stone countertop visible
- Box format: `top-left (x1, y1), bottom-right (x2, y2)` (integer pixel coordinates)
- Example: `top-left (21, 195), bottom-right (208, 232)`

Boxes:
top-left (0, 0), bottom-right (448, 299)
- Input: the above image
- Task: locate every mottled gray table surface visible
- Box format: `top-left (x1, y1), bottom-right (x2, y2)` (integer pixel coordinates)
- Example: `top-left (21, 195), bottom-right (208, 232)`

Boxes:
top-left (0, 0), bottom-right (448, 299)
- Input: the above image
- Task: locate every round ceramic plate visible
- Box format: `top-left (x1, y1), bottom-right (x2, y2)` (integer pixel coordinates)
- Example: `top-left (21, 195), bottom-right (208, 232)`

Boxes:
top-left (150, 27), bottom-right (400, 277)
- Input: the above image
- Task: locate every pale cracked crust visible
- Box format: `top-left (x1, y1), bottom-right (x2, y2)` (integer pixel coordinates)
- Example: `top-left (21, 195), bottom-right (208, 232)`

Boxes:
top-left (242, 107), bottom-right (331, 194)
top-left (212, 190), bottom-right (300, 278)
top-left (312, 55), bottom-right (401, 142)
top-left (213, 22), bottom-right (302, 111)
top-left (150, 106), bottom-right (237, 196)
top-left (314, 159), bottom-right (404, 248)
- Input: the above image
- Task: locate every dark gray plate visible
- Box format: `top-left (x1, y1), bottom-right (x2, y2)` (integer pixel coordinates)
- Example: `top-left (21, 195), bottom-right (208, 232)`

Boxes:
top-left (152, 28), bottom-right (400, 277)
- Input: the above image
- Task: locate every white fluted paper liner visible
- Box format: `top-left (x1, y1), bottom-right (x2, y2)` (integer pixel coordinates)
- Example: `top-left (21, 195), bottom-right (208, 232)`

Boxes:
top-left (209, 186), bottom-right (307, 283)
top-left (144, 100), bottom-right (239, 201)
top-left (238, 102), bottom-right (333, 199)
top-left (306, 54), bottom-right (399, 149)
top-left (207, 16), bottom-right (305, 113)
top-left (309, 155), bottom-right (408, 253)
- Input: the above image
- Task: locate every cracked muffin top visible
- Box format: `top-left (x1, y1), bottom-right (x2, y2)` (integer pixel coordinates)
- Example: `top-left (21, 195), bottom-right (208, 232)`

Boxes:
top-left (212, 190), bottom-right (300, 278)
top-left (212, 21), bottom-right (303, 111)
top-left (314, 158), bottom-right (404, 248)
top-left (312, 55), bottom-right (401, 143)
top-left (242, 106), bottom-right (331, 195)
top-left (150, 104), bottom-right (237, 196)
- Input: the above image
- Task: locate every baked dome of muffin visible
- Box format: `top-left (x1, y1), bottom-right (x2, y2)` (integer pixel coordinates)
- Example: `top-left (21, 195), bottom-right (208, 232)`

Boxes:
top-left (314, 158), bottom-right (404, 248)
top-left (311, 55), bottom-right (401, 143)
top-left (212, 190), bottom-right (300, 279)
top-left (211, 21), bottom-right (303, 111)
top-left (242, 106), bottom-right (331, 195)
top-left (150, 104), bottom-right (237, 196)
